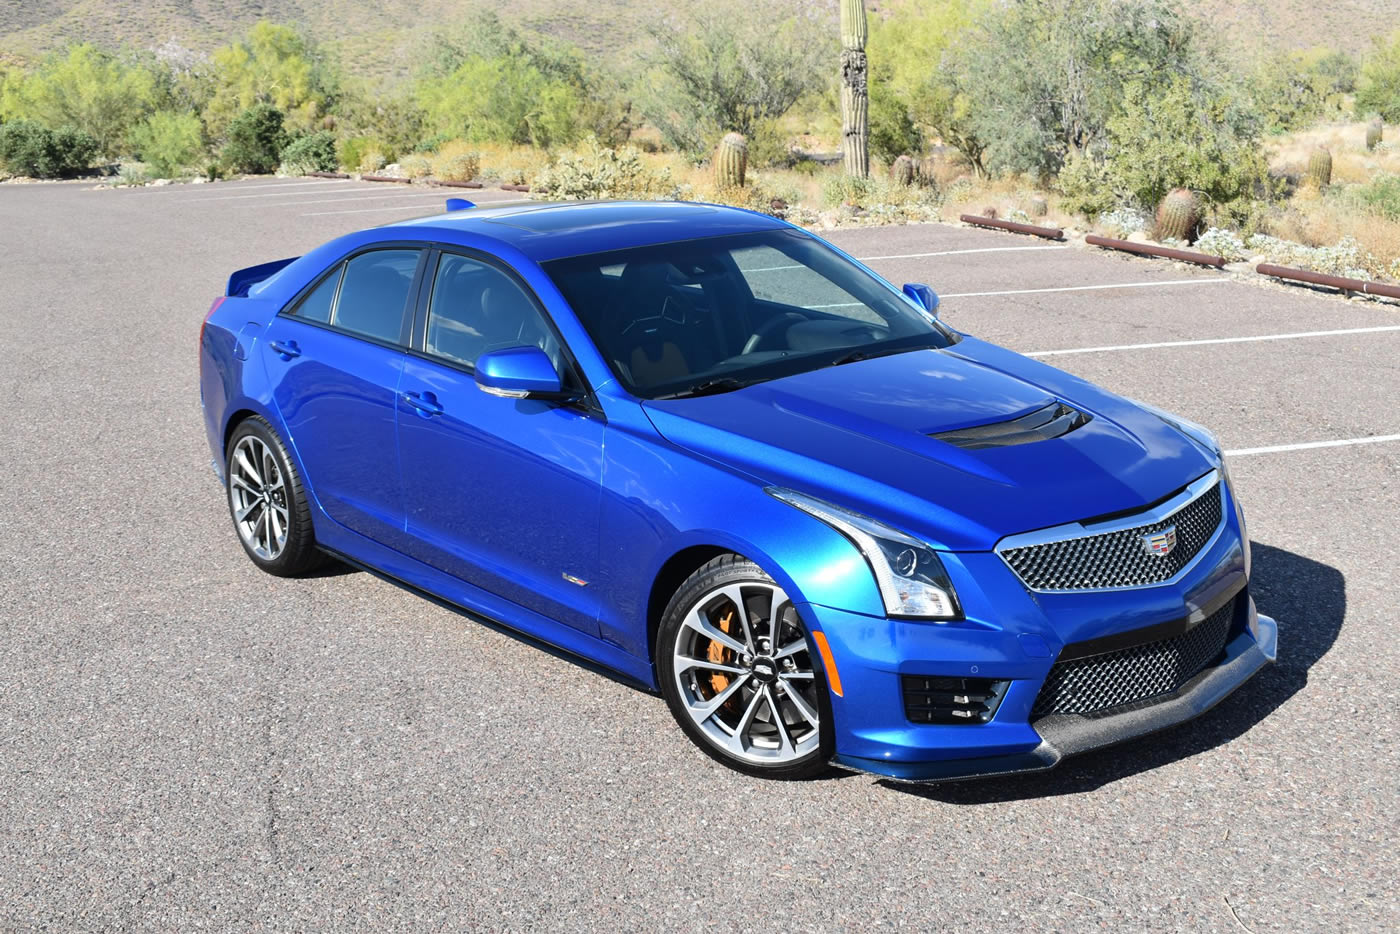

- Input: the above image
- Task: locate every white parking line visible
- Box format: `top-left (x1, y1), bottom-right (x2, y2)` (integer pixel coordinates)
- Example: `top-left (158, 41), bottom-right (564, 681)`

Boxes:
top-left (138, 179), bottom-right (353, 195)
top-left (942, 278), bottom-right (1229, 298)
top-left (858, 245), bottom-right (1072, 261)
top-left (256, 190), bottom-right (459, 208)
top-left (301, 198), bottom-right (530, 217)
top-left (190, 184), bottom-right (380, 202)
top-left (1226, 435), bottom-right (1400, 456)
top-left (1026, 325), bottom-right (1400, 357)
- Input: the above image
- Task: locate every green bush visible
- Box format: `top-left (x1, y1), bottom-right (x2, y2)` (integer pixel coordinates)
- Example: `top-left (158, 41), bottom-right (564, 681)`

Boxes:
top-left (222, 103), bottom-right (287, 174)
top-left (0, 119), bottom-right (98, 177)
top-left (1056, 153), bottom-right (1117, 217)
top-left (129, 111), bottom-right (204, 177)
top-left (279, 130), bottom-right (337, 173)
top-left (1335, 173), bottom-right (1400, 222)
top-left (868, 80), bottom-right (922, 166)
top-left (1356, 30), bottom-right (1400, 123)
top-left (336, 136), bottom-right (380, 173)
top-left (531, 139), bottom-right (679, 200)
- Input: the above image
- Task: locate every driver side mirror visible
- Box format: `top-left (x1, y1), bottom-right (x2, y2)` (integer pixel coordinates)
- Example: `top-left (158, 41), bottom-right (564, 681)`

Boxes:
top-left (903, 283), bottom-right (940, 317)
top-left (474, 346), bottom-right (576, 401)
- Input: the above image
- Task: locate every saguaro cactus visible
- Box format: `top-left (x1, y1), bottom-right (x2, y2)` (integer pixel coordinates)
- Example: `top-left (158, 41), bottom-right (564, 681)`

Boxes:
top-left (890, 154), bottom-right (915, 186)
top-left (1307, 146), bottom-right (1332, 187)
top-left (1366, 120), bottom-right (1383, 151)
top-left (714, 132), bottom-right (748, 188)
top-left (1155, 188), bottom-right (1200, 243)
top-left (839, 0), bottom-right (869, 178)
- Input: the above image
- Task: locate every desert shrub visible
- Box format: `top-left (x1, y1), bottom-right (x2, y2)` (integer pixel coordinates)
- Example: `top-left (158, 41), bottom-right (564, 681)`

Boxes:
top-left (0, 119), bottom-right (98, 177)
top-left (222, 103), bottom-right (287, 174)
top-left (1056, 153), bottom-right (1116, 217)
top-left (1194, 227), bottom-right (1248, 261)
top-left (531, 139), bottom-right (680, 200)
top-left (1335, 173), bottom-right (1400, 222)
top-left (431, 141), bottom-right (480, 181)
top-left (399, 153), bottom-right (432, 178)
top-left (333, 90), bottom-right (424, 159)
top-left (1249, 48), bottom-right (1357, 132)
top-left (279, 130), bottom-right (337, 173)
top-left (868, 79), bottom-right (922, 167)
top-left (117, 161), bottom-right (153, 186)
top-left (336, 136), bottom-right (380, 172)
top-left (129, 111), bottom-right (204, 177)
top-left (637, 0), bottom-right (831, 156)
top-left (820, 171), bottom-right (941, 222)
top-left (1356, 29), bottom-right (1400, 123)
top-left (0, 44), bottom-right (159, 156)
top-left (204, 23), bottom-right (334, 137)
top-left (1247, 233), bottom-right (1375, 279)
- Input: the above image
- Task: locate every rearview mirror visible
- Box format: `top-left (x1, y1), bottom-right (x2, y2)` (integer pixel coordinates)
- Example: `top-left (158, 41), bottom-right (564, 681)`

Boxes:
top-left (474, 346), bottom-right (573, 401)
top-left (903, 283), bottom-right (940, 316)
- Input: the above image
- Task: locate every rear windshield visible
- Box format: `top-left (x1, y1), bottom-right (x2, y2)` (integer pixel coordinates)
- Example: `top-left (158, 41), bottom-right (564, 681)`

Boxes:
top-left (541, 229), bottom-right (954, 399)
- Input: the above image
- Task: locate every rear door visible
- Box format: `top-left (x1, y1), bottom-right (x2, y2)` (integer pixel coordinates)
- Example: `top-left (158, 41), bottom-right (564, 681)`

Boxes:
top-left (262, 246), bottom-right (425, 548)
top-left (394, 249), bottom-right (604, 635)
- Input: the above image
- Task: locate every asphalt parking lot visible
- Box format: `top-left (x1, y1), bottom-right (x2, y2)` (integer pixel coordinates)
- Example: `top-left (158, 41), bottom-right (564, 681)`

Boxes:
top-left (1, 177), bottom-right (1397, 931)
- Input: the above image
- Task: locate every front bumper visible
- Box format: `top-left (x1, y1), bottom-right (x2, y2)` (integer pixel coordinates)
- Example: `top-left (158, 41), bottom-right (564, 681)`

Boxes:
top-left (833, 606), bottom-right (1276, 782)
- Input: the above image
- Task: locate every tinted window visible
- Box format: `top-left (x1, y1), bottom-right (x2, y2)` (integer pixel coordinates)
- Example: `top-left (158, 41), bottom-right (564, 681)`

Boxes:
top-left (425, 253), bottom-right (552, 368)
top-left (331, 250), bottom-right (420, 343)
top-left (542, 229), bottom-right (954, 398)
top-left (291, 266), bottom-right (340, 323)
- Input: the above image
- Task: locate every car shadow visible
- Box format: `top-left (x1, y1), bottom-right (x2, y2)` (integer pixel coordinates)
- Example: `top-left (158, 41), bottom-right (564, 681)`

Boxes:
top-left (877, 542), bottom-right (1344, 803)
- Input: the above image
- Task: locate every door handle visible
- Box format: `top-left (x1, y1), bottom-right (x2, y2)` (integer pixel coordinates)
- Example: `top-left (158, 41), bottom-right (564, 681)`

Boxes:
top-left (402, 390), bottom-right (443, 416)
top-left (269, 339), bottom-right (301, 360)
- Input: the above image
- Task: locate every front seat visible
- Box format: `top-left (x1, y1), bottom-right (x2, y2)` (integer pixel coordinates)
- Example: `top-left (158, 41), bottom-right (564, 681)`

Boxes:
top-left (608, 262), bottom-right (692, 387)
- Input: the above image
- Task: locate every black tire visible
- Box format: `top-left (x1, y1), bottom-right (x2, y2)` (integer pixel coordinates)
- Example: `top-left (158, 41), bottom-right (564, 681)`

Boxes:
top-left (225, 416), bottom-right (328, 577)
top-left (656, 553), bottom-right (833, 779)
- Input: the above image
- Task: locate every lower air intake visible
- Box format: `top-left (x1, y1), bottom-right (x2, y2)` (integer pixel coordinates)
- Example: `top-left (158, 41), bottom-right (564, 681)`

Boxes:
top-left (902, 676), bottom-right (1010, 725)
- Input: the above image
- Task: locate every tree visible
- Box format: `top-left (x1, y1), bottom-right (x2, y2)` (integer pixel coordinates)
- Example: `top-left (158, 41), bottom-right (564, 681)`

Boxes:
top-left (222, 104), bottom-right (288, 174)
top-left (0, 45), bottom-right (158, 157)
top-left (1356, 29), bottom-right (1400, 122)
top-left (638, 0), bottom-right (831, 156)
top-left (130, 111), bottom-right (205, 177)
top-left (205, 23), bottom-right (334, 138)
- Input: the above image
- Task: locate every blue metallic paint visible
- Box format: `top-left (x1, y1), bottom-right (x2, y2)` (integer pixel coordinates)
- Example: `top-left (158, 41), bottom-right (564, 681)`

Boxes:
top-left (199, 200), bottom-right (1276, 781)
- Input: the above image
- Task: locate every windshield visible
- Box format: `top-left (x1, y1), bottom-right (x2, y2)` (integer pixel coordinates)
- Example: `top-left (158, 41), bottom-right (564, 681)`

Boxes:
top-left (540, 229), bottom-right (956, 399)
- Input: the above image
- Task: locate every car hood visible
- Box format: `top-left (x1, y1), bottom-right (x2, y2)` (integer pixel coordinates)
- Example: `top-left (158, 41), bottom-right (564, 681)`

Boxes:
top-left (641, 337), bottom-right (1215, 551)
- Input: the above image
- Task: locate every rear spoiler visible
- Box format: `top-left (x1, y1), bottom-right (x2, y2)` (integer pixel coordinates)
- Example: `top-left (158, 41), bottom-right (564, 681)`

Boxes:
top-left (227, 257), bottom-right (298, 297)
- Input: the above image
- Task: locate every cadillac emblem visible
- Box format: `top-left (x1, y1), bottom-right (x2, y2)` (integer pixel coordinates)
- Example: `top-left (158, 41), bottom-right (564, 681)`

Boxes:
top-left (1143, 525), bottom-right (1178, 557)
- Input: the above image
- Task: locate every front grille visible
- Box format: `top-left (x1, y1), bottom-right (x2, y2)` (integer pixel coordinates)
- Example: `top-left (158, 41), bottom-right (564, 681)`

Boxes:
top-left (1000, 481), bottom-right (1222, 591)
top-left (1031, 599), bottom-right (1236, 718)
top-left (902, 676), bottom-right (1010, 725)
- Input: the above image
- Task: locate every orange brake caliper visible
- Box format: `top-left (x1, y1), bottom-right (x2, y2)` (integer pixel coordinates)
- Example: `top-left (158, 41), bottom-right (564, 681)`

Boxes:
top-left (707, 609), bottom-right (737, 697)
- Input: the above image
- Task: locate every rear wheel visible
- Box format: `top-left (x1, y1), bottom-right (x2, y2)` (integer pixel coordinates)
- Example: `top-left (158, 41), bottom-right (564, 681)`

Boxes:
top-left (657, 554), bottom-right (832, 779)
top-left (226, 417), bottom-right (327, 577)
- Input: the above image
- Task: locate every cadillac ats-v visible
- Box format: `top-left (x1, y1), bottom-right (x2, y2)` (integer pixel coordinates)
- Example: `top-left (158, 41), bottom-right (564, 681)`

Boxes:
top-left (199, 200), bottom-right (1277, 780)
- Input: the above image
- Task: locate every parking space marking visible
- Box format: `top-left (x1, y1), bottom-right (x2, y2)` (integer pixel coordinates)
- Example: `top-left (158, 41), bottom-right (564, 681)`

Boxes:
top-left (255, 191), bottom-right (469, 208)
top-left (1226, 434), bottom-right (1400, 456)
top-left (189, 184), bottom-right (385, 202)
top-left (137, 179), bottom-right (355, 195)
top-left (1026, 325), bottom-right (1400, 357)
top-left (301, 198), bottom-right (530, 217)
top-left (943, 278), bottom-right (1230, 298)
top-left (857, 245), bottom-right (1072, 261)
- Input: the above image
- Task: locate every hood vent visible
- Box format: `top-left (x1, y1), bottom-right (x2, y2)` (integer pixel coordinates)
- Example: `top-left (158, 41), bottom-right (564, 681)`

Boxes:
top-left (929, 401), bottom-right (1090, 450)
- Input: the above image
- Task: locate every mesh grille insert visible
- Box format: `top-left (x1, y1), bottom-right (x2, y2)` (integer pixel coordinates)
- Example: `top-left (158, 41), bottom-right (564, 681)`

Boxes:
top-left (999, 482), bottom-right (1222, 591)
top-left (1032, 598), bottom-right (1236, 718)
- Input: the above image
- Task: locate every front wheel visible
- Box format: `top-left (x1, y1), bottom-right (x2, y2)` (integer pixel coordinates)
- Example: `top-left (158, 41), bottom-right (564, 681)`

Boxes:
top-left (657, 554), bottom-right (832, 779)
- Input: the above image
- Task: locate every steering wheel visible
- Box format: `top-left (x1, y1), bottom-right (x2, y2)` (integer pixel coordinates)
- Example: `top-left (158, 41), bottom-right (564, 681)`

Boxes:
top-left (741, 313), bottom-right (804, 355)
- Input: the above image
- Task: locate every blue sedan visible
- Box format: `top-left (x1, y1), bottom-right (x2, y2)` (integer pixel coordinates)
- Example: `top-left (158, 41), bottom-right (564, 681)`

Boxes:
top-left (199, 200), bottom-right (1277, 781)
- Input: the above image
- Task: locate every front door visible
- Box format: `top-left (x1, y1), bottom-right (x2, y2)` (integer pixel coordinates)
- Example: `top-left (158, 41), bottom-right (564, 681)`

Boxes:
top-left (395, 250), bottom-right (604, 635)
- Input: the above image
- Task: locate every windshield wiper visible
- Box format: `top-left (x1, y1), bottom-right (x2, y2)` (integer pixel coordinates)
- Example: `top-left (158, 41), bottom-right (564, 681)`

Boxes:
top-left (653, 377), bottom-right (763, 400)
top-left (830, 346), bottom-right (914, 367)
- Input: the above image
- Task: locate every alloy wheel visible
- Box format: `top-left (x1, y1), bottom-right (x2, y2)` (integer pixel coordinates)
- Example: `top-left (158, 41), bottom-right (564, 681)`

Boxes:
top-left (671, 581), bottom-right (822, 765)
top-left (228, 435), bottom-right (290, 561)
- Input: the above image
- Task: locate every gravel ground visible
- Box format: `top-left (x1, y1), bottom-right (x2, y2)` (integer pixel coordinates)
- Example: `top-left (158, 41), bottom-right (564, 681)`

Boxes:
top-left (1, 179), bottom-right (1396, 932)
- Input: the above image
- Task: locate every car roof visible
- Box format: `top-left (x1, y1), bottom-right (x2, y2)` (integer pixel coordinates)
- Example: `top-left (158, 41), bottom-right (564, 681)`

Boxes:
top-left (377, 199), bottom-right (790, 263)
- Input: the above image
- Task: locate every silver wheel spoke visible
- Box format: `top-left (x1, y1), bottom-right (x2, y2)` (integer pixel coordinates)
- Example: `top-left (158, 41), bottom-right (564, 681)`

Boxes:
top-left (681, 606), bottom-right (746, 656)
top-left (269, 504), bottom-right (283, 542)
top-left (774, 637), bottom-right (807, 660)
top-left (676, 657), bottom-right (747, 677)
top-left (779, 671), bottom-right (814, 681)
top-left (235, 499), bottom-right (262, 523)
top-left (716, 584), bottom-right (759, 652)
top-left (766, 686), bottom-right (794, 756)
top-left (779, 681), bottom-right (820, 727)
top-left (727, 688), bottom-right (766, 754)
top-left (693, 674), bottom-right (751, 719)
top-left (234, 449), bottom-right (262, 486)
top-left (230, 474), bottom-right (258, 494)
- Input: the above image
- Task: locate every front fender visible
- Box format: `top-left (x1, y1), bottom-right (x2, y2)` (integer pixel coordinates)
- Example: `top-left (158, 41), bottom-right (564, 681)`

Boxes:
top-left (596, 399), bottom-right (884, 672)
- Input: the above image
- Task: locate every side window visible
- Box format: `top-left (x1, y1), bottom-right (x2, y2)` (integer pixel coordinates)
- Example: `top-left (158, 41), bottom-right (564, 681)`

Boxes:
top-left (425, 253), bottom-right (553, 368)
top-left (331, 249), bottom-right (421, 343)
top-left (290, 266), bottom-right (341, 324)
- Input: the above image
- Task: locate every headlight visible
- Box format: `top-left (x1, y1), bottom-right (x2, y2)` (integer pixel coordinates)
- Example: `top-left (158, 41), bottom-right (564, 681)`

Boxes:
top-left (767, 488), bottom-right (961, 620)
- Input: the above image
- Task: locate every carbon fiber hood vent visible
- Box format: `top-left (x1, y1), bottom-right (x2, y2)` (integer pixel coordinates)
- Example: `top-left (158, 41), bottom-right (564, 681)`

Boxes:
top-left (929, 402), bottom-right (1091, 450)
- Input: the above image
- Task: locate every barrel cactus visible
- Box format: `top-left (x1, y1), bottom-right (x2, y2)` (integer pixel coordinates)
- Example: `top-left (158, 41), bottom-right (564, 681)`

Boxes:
top-left (1366, 121), bottom-right (1383, 151)
top-left (917, 156), bottom-right (939, 187)
top-left (1155, 189), bottom-right (1200, 243)
top-left (1307, 147), bottom-right (1332, 187)
top-left (714, 132), bottom-right (747, 188)
top-left (890, 154), bottom-right (915, 187)
top-left (1028, 195), bottom-right (1048, 217)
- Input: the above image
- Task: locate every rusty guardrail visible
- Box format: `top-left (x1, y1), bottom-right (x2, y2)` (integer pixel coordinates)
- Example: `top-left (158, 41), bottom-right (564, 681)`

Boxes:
top-left (306, 171), bottom-right (350, 179)
top-left (1086, 235), bottom-right (1226, 268)
top-left (1256, 263), bottom-right (1400, 299)
top-left (960, 214), bottom-right (1063, 240)
top-left (430, 179), bottom-right (484, 189)
top-left (361, 174), bottom-right (413, 184)
top-left (500, 183), bottom-right (532, 193)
